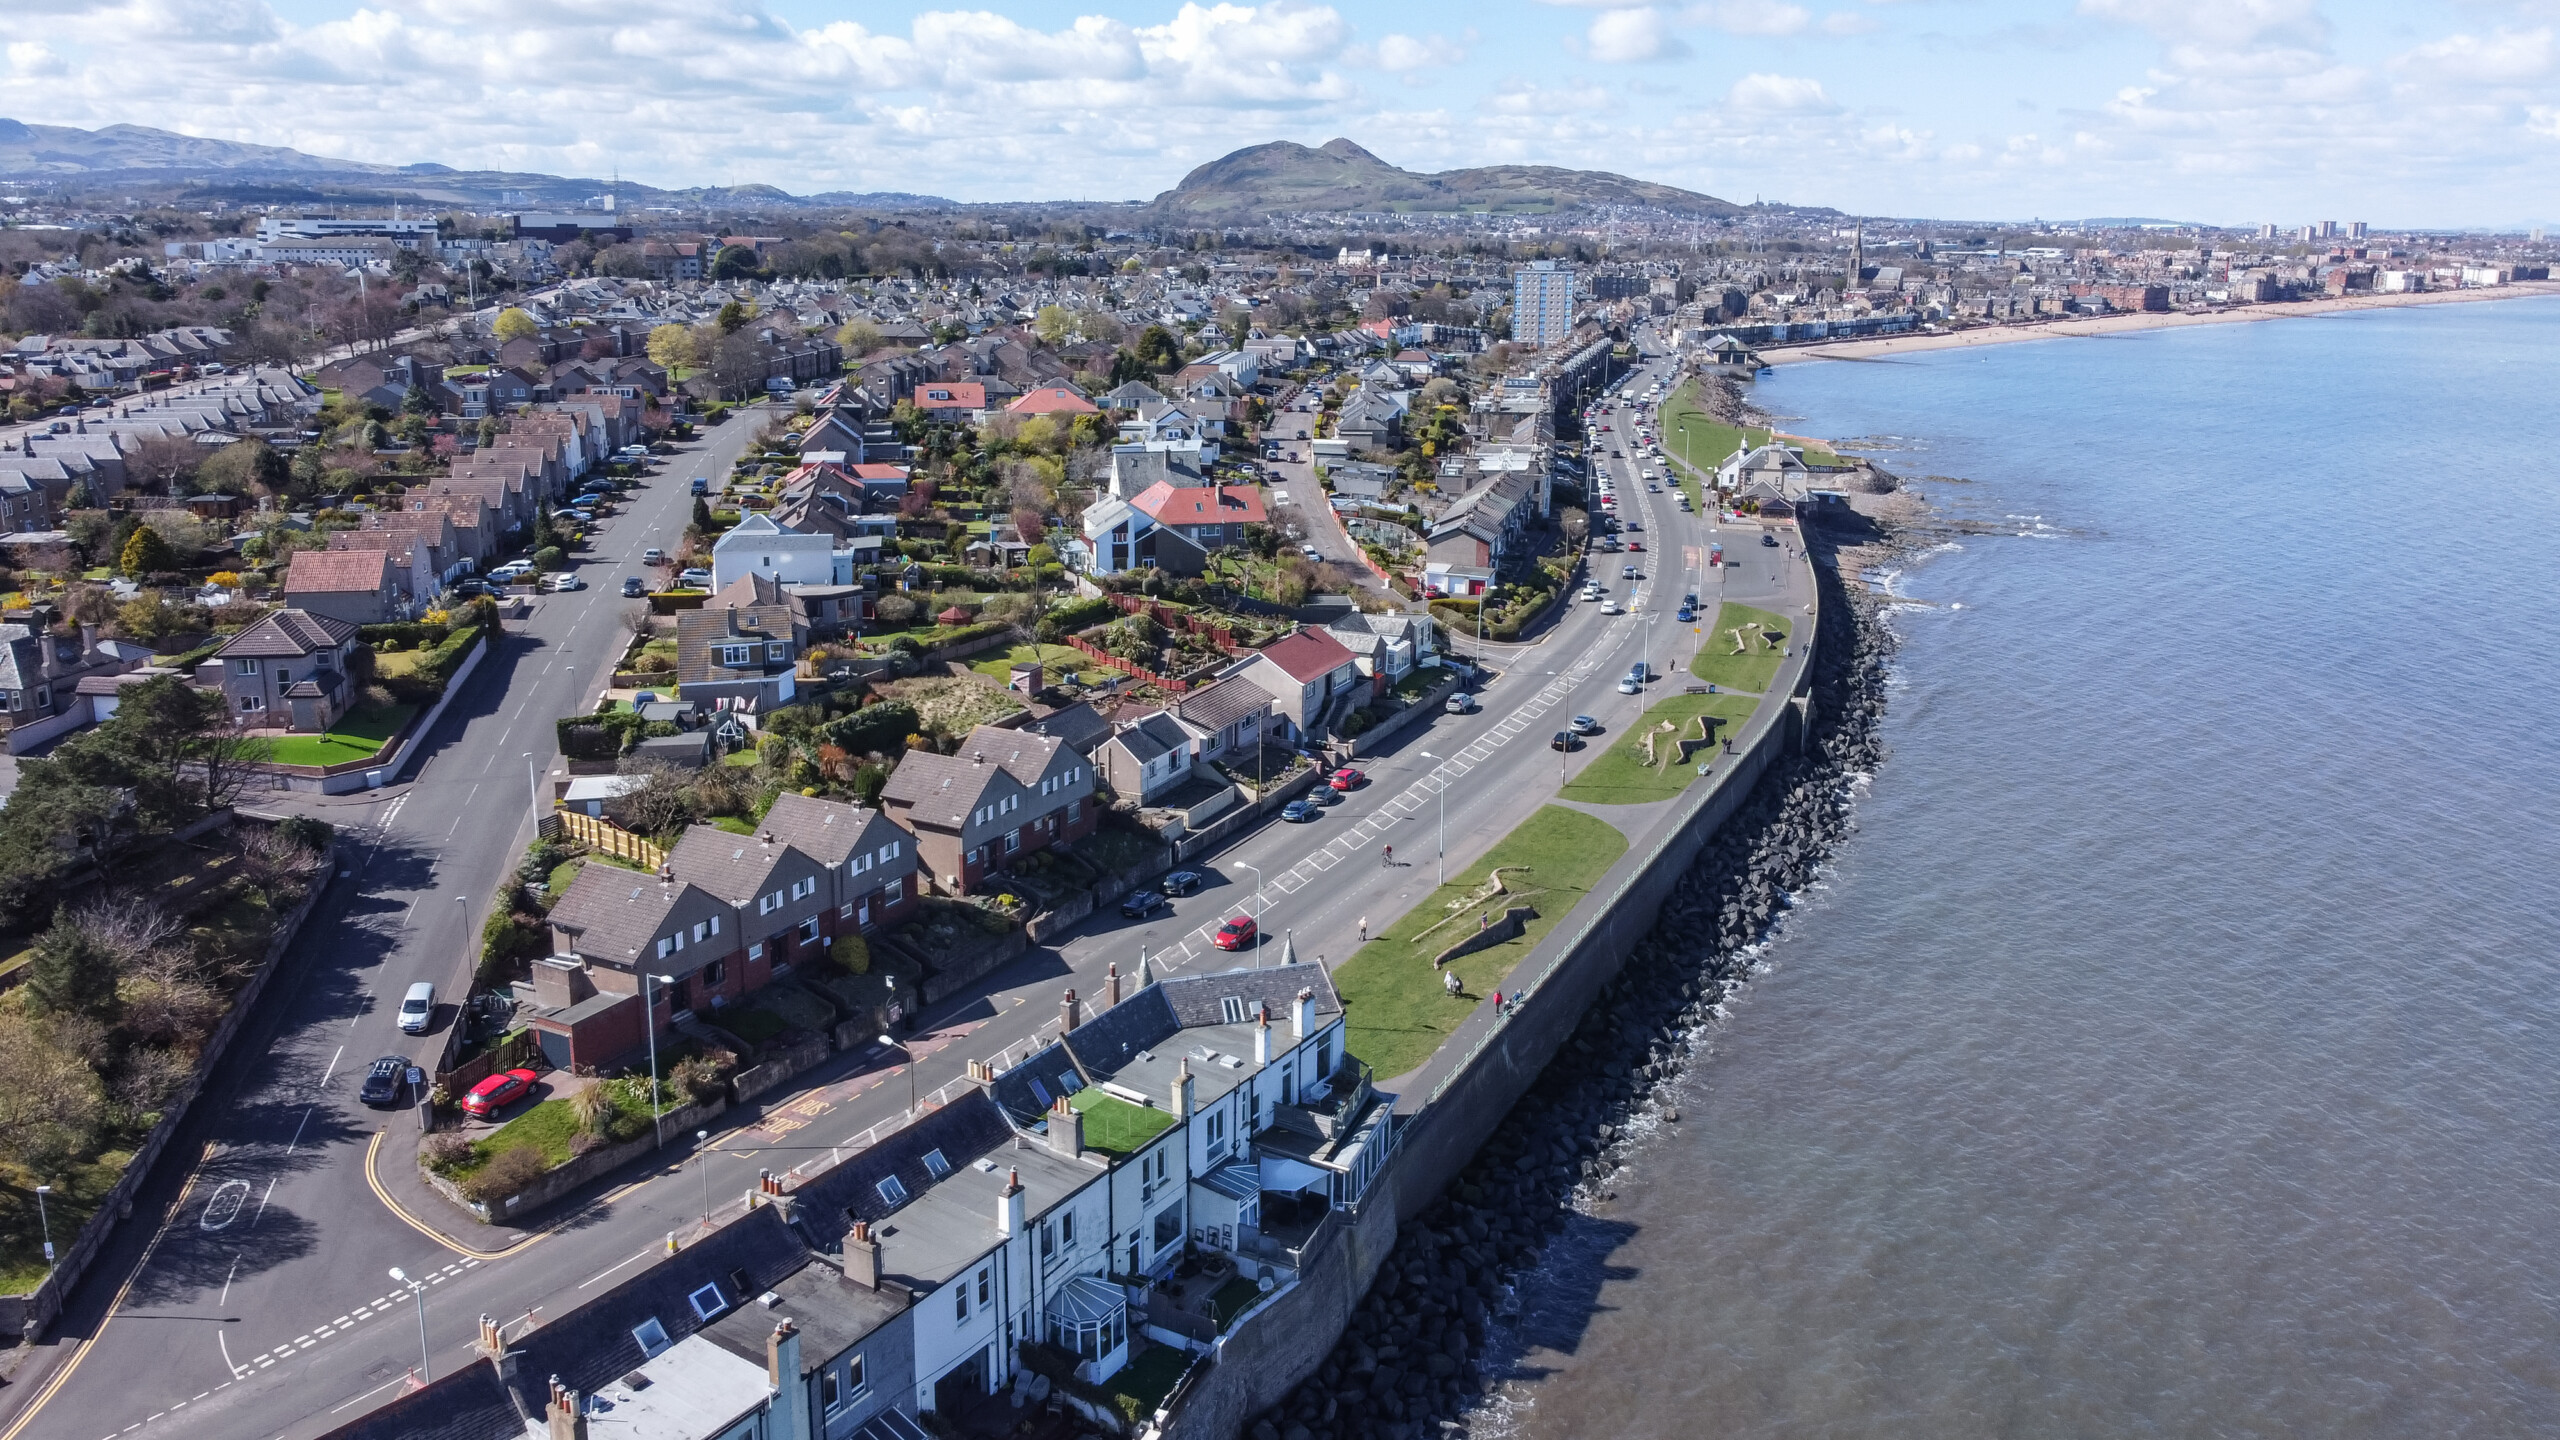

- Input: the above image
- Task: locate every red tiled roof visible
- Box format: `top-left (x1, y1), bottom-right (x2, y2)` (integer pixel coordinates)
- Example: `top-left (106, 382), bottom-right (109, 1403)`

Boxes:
top-left (913, 383), bottom-right (987, 410)
top-left (1129, 482), bottom-right (1267, 526)
top-left (1004, 386), bottom-right (1098, 416)
top-left (1257, 627), bottom-right (1357, 683)
top-left (284, 548), bottom-right (391, 594)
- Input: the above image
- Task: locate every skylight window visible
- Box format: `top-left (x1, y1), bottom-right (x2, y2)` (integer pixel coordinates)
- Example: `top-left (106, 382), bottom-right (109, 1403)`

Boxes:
top-left (876, 1174), bottom-right (909, 1207)
top-left (632, 1317), bottom-right (672, 1357)
top-left (922, 1149), bottom-right (951, 1179)
top-left (687, 1284), bottom-right (727, 1322)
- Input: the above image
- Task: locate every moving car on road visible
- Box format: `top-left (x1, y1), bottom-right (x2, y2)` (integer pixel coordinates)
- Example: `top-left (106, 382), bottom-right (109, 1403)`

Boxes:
top-left (1599, 600), bottom-right (1622, 615)
top-left (1446, 692), bottom-right (1475, 713)
top-left (1214, 916), bottom-right (1259, 951)
top-left (398, 981), bottom-right (435, 1034)
top-left (460, 1068), bottom-right (538, 1119)
top-left (643, 547), bottom-right (667, 565)
top-left (544, 574), bottom-right (585, 592)
top-left (359, 1056), bottom-right (408, 1108)
top-left (1762, 533), bottom-right (1780, 547)
top-left (622, 577), bottom-right (647, 597)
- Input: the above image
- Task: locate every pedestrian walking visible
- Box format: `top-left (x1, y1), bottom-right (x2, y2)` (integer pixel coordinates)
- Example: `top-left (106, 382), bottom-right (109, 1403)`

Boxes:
top-left (1358, 916), bottom-right (1368, 942)
top-left (1493, 989), bottom-right (1505, 1014)
top-left (1382, 844), bottom-right (1393, 867)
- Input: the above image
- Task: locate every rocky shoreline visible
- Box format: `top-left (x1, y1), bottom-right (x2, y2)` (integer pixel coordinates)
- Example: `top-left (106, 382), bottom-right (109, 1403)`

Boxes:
top-left (1241, 519), bottom-right (1901, 1440)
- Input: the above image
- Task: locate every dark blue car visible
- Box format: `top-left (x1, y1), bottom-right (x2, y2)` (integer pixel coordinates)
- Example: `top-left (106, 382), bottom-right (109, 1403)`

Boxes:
top-left (1282, 800), bottom-right (1320, 823)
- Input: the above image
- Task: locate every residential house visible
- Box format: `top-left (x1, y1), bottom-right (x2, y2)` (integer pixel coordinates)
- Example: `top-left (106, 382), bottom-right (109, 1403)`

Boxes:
top-left (1333, 388), bottom-right (1405, 452)
top-left (878, 724), bottom-right (1095, 895)
top-left (1227, 628), bottom-right (1364, 742)
top-left (1425, 471), bottom-right (1535, 574)
top-left (1077, 494), bottom-right (1208, 578)
top-left (675, 602), bottom-right (805, 711)
top-left (201, 608), bottom-right (361, 733)
top-left (1002, 385), bottom-right (1098, 419)
top-left (1094, 710), bottom-right (1197, 806)
top-left (1127, 480), bottom-right (1265, 552)
top-left (282, 547), bottom-right (399, 625)
top-left (713, 512), bottom-right (842, 591)
top-left (758, 791), bottom-right (919, 937)
top-left (1167, 674), bottom-right (1273, 770)
top-left (710, 571), bottom-right (867, 639)
top-left (1321, 610), bottom-right (1437, 691)
top-left (911, 383), bottom-right (987, 423)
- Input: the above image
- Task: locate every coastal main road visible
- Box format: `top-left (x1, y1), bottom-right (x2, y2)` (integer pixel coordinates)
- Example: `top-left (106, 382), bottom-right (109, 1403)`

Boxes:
top-left (5, 353), bottom-right (1800, 1440)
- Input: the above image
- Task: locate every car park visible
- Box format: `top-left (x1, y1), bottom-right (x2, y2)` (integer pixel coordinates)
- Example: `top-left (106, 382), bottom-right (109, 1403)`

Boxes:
top-left (398, 981), bottom-right (435, 1033)
top-left (1119, 889), bottom-right (1169, 919)
top-left (622, 576), bottom-right (648, 597)
top-left (460, 1067), bottom-right (539, 1119)
top-left (1282, 799), bottom-right (1320, 823)
top-left (1162, 870), bottom-right (1205, 897)
top-left (1214, 916), bottom-right (1259, 951)
top-left (1329, 767), bottom-right (1366, 791)
top-left (359, 1055), bottom-right (409, 1108)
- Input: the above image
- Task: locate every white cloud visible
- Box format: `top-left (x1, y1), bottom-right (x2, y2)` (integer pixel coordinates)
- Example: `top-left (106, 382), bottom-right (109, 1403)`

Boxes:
top-left (1686, 0), bottom-right (1812, 37)
top-left (1823, 12), bottom-right (1881, 36)
top-left (1356, 31), bottom-right (1469, 72)
top-left (2076, 0), bottom-right (2326, 50)
top-left (1727, 72), bottom-right (1839, 112)
top-left (5, 41), bottom-right (67, 76)
top-left (1586, 8), bottom-right (1690, 62)
top-left (2396, 29), bottom-right (2555, 87)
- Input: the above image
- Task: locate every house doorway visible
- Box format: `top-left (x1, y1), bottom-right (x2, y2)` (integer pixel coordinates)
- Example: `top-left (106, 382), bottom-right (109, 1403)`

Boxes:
top-left (932, 1346), bottom-right (993, 1415)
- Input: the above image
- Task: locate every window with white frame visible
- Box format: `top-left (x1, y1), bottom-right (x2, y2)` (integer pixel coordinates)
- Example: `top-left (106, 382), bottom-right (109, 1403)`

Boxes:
top-left (877, 1174), bottom-right (909, 1208)
top-left (687, 1283), bottom-right (727, 1321)
top-left (797, 916), bottom-right (820, 944)
top-left (720, 644), bottom-right (753, 666)
top-left (632, 1316), bottom-right (672, 1357)
top-left (923, 1148), bottom-right (951, 1179)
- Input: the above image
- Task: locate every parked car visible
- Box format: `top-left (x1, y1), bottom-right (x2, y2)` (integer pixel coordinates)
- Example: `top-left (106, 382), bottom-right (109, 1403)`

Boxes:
top-left (1627, 541), bottom-right (1644, 553)
top-left (643, 547), bottom-right (667, 565)
top-left (1446, 692), bottom-right (1475, 714)
top-left (1569, 714), bottom-right (1600, 735)
top-left (677, 568), bottom-right (712, 588)
top-left (398, 981), bottom-right (435, 1034)
top-left (1618, 673), bottom-right (1643, 694)
top-left (1310, 785), bottom-right (1342, 806)
top-left (1551, 731), bottom-right (1581, 752)
top-left (448, 579), bottom-right (495, 599)
top-left (1213, 916), bottom-right (1259, 951)
top-left (1762, 533), bottom-right (1780, 547)
top-left (689, 477), bottom-right (710, 495)
top-left (488, 560), bottom-right (535, 583)
top-left (1328, 767), bottom-right (1366, 791)
top-left (1161, 870), bottom-right (1205, 897)
top-left (460, 1067), bottom-right (538, 1119)
top-left (1119, 889), bottom-right (1169, 919)
top-left (1282, 799), bottom-right (1320, 823)
top-left (622, 576), bottom-right (647, 597)
top-left (359, 1055), bottom-right (408, 1108)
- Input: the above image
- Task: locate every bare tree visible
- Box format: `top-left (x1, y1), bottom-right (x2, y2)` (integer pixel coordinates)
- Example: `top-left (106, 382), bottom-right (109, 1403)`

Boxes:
top-left (68, 892), bottom-right (184, 974)
top-left (606, 758), bottom-right (697, 838)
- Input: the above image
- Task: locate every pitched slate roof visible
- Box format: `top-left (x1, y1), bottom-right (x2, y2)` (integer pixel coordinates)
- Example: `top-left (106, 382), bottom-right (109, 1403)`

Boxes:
top-left (1059, 986), bottom-right (1179, 1076)
top-left (877, 749), bottom-right (1004, 829)
top-left (213, 608), bottom-right (357, 659)
top-left (955, 723), bottom-right (1066, 790)
top-left (545, 866), bottom-right (692, 962)
top-left (664, 824), bottom-right (795, 907)
top-left (791, 1089), bottom-right (1018, 1246)
top-left (758, 791), bottom-right (890, 869)
top-left (1019, 700), bottom-right (1113, 756)
top-left (1172, 675), bottom-right (1270, 733)
top-left (986, 1039), bottom-right (1091, 1124)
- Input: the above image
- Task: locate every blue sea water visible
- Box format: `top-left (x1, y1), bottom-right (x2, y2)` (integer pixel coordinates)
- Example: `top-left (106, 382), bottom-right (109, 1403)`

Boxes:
top-left (1494, 298), bottom-right (2560, 1439)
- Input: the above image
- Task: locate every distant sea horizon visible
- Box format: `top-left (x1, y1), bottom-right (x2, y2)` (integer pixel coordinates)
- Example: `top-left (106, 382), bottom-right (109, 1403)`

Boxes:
top-left (1481, 293), bottom-right (2560, 1439)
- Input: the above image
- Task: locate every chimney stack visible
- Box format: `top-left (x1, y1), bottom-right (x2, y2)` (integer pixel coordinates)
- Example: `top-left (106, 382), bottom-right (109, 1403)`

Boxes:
top-left (1172, 1057), bottom-right (1194, 1120)
top-left (1105, 962), bottom-right (1121, 1009)
top-left (1253, 1006), bottom-right (1271, 1066)
top-left (999, 1167), bottom-right (1025, 1236)
top-left (1059, 988), bottom-right (1080, 1034)
top-left (845, 1220), bottom-right (882, 1289)
top-left (546, 1377), bottom-right (588, 1440)
top-left (1293, 987), bottom-right (1315, 1040)
top-left (1048, 1095), bottom-right (1084, 1158)
top-left (767, 1318), bottom-right (799, 1389)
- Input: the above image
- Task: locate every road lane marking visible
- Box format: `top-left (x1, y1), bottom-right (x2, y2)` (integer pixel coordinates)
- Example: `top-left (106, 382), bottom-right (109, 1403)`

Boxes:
top-left (0, 1156), bottom-right (211, 1440)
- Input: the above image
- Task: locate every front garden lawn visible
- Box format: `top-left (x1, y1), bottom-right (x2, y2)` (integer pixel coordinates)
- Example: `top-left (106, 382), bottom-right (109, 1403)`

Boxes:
top-left (1685, 602), bottom-right (1792, 695)
top-left (477, 1093), bottom-right (581, 1168)
top-left (970, 643), bottom-right (1103, 686)
top-left (264, 703), bottom-right (416, 767)
top-left (1558, 691), bottom-right (1762, 806)
top-left (1332, 805), bottom-right (1627, 1079)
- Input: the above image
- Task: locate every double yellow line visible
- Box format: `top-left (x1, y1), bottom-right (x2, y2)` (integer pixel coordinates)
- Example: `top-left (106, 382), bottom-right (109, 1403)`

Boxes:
top-left (0, 1154), bottom-right (210, 1440)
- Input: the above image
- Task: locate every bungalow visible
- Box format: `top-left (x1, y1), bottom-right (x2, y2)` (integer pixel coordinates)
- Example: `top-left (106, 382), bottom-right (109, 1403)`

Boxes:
top-left (1127, 480), bottom-right (1266, 552)
top-left (1094, 710), bottom-right (1197, 806)
top-left (1002, 385), bottom-right (1098, 418)
top-left (911, 383), bottom-right (987, 424)
top-left (675, 602), bottom-right (805, 711)
top-left (878, 724), bottom-right (1095, 895)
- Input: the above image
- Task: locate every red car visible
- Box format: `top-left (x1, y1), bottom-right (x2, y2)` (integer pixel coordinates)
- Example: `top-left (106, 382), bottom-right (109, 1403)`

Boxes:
top-left (461, 1067), bottom-right (539, 1119)
top-left (1329, 767), bottom-right (1366, 792)
top-left (1627, 540), bottom-right (1644, 552)
top-left (1214, 916), bottom-right (1259, 951)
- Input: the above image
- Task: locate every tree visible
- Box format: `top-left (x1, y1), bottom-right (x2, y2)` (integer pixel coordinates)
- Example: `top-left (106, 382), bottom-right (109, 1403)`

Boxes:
top-left (126, 435), bottom-right (204, 494)
top-left (196, 436), bottom-right (288, 497)
top-left (1131, 324), bottom-right (1183, 373)
top-left (714, 300), bottom-right (753, 335)
top-left (0, 1012), bottom-right (105, 1173)
top-left (607, 759), bottom-right (697, 838)
top-left (835, 319), bottom-right (882, 355)
top-left (1034, 305), bottom-right (1078, 348)
top-left (646, 323), bottom-right (699, 372)
top-left (24, 913), bottom-right (119, 1022)
top-left (711, 245), bottom-right (762, 282)
top-left (118, 524), bottom-right (176, 577)
top-left (492, 307), bottom-right (539, 343)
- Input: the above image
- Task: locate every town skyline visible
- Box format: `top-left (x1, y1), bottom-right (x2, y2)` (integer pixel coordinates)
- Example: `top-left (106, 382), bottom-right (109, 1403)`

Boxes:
top-left (3, 0), bottom-right (2557, 228)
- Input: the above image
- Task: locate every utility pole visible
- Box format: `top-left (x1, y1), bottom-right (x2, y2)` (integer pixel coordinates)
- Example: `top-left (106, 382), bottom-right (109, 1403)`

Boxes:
top-left (389, 1268), bottom-right (431, 1382)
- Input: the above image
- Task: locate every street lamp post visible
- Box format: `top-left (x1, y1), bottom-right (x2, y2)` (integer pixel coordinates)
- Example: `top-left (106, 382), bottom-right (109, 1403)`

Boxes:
top-left (643, 973), bottom-right (675, 1148)
top-left (882, 1034), bottom-right (915, 1116)
top-left (522, 751), bottom-right (538, 815)
top-left (1234, 860), bottom-right (1264, 939)
top-left (389, 1267), bottom-right (431, 1382)
top-left (1417, 751), bottom-right (1446, 889)
top-left (33, 1184), bottom-right (53, 1267)
top-left (696, 1129), bottom-right (712, 1219)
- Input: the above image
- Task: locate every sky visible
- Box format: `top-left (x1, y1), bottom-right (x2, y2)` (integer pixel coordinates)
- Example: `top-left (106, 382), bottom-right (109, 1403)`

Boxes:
top-left (2, 0), bottom-right (2555, 227)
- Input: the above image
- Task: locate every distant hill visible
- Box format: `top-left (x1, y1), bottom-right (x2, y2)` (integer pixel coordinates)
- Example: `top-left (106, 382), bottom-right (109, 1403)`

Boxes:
top-left (1152, 138), bottom-right (1745, 219)
top-left (0, 118), bottom-right (958, 211)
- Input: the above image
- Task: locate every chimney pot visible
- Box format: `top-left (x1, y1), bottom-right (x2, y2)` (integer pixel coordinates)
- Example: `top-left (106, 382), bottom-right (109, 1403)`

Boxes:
top-left (1060, 988), bottom-right (1079, 1034)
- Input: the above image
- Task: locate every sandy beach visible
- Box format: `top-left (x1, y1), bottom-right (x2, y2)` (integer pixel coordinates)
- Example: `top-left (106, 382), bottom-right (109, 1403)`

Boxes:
top-left (1759, 280), bottom-right (2560, 366)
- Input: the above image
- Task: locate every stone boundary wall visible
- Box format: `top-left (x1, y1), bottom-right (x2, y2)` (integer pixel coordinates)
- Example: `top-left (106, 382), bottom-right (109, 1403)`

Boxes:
top-left (1344, 671), bottom-right (1464, 760)
top-left (0, 834), bottom-right (336, 1339)
top-left (1160, 541), bottom-right (1819, 1440)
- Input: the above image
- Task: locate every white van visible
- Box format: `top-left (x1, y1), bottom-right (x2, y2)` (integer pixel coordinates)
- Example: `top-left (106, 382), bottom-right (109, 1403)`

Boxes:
top-left (398, 982), bottom-right (435, 1034)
